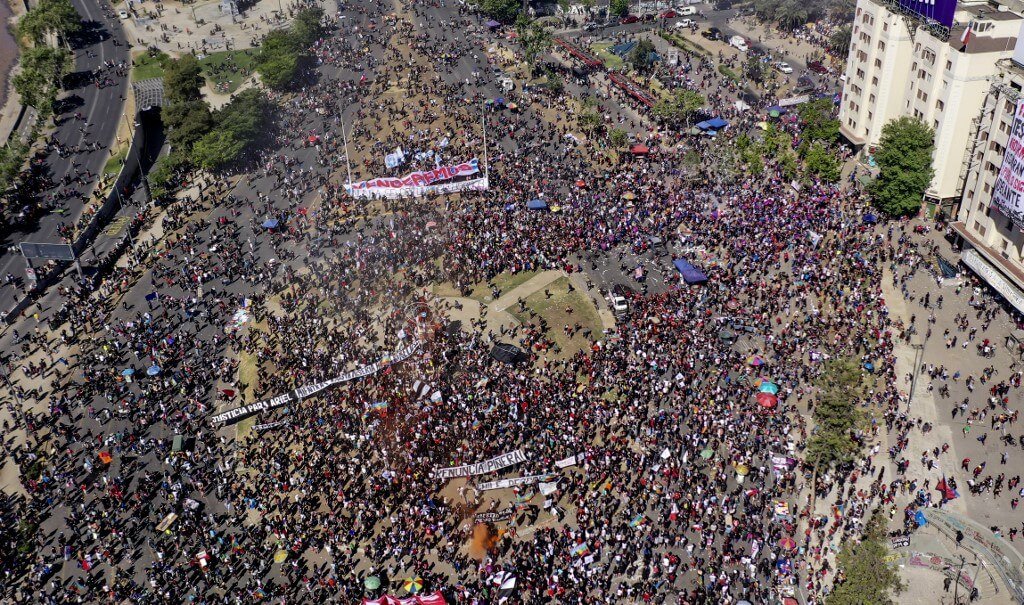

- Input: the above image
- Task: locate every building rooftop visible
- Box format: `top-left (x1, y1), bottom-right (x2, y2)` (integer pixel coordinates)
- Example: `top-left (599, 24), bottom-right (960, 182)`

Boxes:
top-left (948, 29), bottom-right (1018, 53)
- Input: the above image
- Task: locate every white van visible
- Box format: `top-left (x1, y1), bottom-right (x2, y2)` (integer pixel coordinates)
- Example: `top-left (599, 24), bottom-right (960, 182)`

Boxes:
top-left (679, 6), bottom-right (697, 15)
top-left (729, 35), bottom-right (748, 52)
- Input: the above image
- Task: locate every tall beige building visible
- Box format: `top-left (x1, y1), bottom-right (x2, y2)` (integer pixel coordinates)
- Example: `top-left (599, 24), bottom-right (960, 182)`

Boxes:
top-left (952, 43), bottom-right (1024, 315)
top-left (839, 0), bottom-right (1021, 209)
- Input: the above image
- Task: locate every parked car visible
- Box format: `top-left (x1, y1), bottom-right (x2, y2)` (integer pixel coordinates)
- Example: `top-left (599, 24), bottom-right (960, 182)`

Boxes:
top-left (621, 15), bottom-right (639, 24)
top-left (701, 27), bottom-right (722, 40)
top-left (714, 0), bottom-right (733, 10)
top-left (118, 8), bottom-right (129, 18)
top-left (678, 6), bottom-right (697, 15)
top-left (674, 18), bottom-right (695, 28)
top-left (729, 35), bottom-right (748, 52)
top-left (776, 62), bottom-right (793, 74)
top-left (583, 22), bottom-right (598, 31)
top-left (808, 60), bottom-right (829, 74)
top-left (660, 9), bottom-right (677, 18)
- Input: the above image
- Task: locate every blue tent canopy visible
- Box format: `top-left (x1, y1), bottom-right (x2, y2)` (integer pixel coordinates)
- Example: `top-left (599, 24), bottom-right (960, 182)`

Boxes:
top-left (262, 219), bottom-right (280, 229)
top-left (672, 258), bottom-right (708, 284)
top-left (526, 199), bottom-right (548, 210)
top-left (705, 117), bottom-right (728, 129)
top-left (863, 213), bottom-right (878, 224)
top-left (610, 41), bottom-right (637, 57)
top-left (766, 104), bottom-right (786, 114)
top-left (485, 19), bottom-right (501, 28)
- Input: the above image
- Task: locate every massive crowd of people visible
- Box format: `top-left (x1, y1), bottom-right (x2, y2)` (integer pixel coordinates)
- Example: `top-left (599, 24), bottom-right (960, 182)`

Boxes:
top-left (1, 0), bottom-right (1023, 604)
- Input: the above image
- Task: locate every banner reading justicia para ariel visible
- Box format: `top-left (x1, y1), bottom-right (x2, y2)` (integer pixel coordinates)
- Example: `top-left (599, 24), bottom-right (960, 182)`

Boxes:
top-left (345, 158), bottom-right (488, 199)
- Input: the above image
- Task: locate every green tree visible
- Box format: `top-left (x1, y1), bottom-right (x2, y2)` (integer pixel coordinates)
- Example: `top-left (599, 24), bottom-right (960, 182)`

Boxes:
top-left (609, 0), bottom-right (629, 17)
top-left (578, 109), bottom-right (601, 134)
top-left (830, 25), bottom-right (852, 56)
top-left (806, 358), bottom-right (866, 469)
top-left (0, 139), bottom-right (30, 193)
top-left (255, 29), bottom-right (303, 90)
top-left (608, 128), bottom-right (628, 148)
top-left (543, 69), bottom-right (564, 94)
top-left (629, 39), bottom-right (657, 73)
top-left (291, 6), bottom-right (325, 47)
top-left (776, 0), bottom-right (809, 29)
top-left (192, 129), bottom-right (245, 170)
top-left (147, 149), bottom-right (189, 199)
top-left (17, 0), bottom-right (81, 47)
top-left (744, 55), bottom-right (766, 84)
top-left (804, 142), bottom-right (841, 183)
top-left (870, 117), bottom-right (935, 217)
top-left (164, 100), bottom-right (214, 151)
top-left (215, 88), bottom-right (273, 144)
top-left (515, 15), bottom-right (552, 74)
top-left (163, 55), bottom-right (205, 104)
top-left (12, 45), bottom-right (72, 114)
top-left (652, 88), bottom-right (705, 125)
top-left (827, 515), bottom-right (904, 605)
top-left (476, 0), bottom-right (520, 23)
top-left (798, 98), bottom-right (840, 148)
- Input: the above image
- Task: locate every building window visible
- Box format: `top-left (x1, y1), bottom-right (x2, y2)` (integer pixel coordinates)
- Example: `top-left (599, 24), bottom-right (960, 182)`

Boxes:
top-left (869, 94), bottom-right (876, 104)
top-left (883, 22), bottom-right (888, 31)
top-left (946, 60), bottom-right (952, 70)
top-left (936, 100), bottom-right (944, 111)
top-left (934, 120), bottom-right (939, 130)
top-left (878, 41), bottom-right (885, 51)
top-left (875, 59), bottom-right (881, 68)
top-left (872, 76), bottom-right (879, 86)
top-left (868, 111), bottom-right (873, 121)
top-left (974, 221), bottom-right (987, 236)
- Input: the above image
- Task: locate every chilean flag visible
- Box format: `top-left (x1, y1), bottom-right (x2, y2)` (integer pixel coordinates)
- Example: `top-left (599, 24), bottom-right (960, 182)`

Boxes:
top-left (960, 21), bottom-right (973, 50)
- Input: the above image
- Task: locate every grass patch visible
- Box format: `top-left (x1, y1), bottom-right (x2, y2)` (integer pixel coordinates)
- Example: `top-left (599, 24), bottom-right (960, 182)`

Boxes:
top-left (234, 350), bottom-right (260, 438)
top-left (198, 49), bottom-right (257, 94)
top-left (511, 277), bottom-right (602, 358)
top-left (718, 64), bottom-right (741, 83)
top-left (132, 50), bottom-right (169, 82)
top-left (591, 42), bottom-right (625, 71)
top-left (104, 144), bottom-right (128, 178)
top-left (659, 31), bottom-right (710, 57)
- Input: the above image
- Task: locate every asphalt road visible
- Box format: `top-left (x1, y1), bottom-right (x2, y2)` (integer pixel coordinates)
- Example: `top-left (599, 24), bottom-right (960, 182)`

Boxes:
top-left (0, 0), bottom-right (129, 314)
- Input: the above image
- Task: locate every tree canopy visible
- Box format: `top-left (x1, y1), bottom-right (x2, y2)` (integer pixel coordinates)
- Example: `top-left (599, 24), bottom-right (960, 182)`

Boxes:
top-left (827, 515), bottom-right (904, 605)
top-left (870, 117), bottom-right (935, 217)
top-left (806, 358), bottom-right (867, 469)
top-left (609, 0), bottom-right (629, 17)
top-left (163, 54), bottom-right (205, 104)
top-left (629, 39), bottom-right (657, 73)
top-left (798, 98), bottom-right (840, 146)
top-left (475, 0), bottom-right (520, 23)
top-left (17, 0), bottom-right (81, 46)
top-left (652, 89), bottom-right (705, 125)
top-left (515, 16), bottom-right (551, 74)
top-left (12, 45), bottom-right (72, 115)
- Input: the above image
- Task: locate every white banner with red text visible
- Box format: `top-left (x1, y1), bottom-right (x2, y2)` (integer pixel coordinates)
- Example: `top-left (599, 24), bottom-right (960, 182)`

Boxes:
top-left (345, 159), bottom-right (488, 199)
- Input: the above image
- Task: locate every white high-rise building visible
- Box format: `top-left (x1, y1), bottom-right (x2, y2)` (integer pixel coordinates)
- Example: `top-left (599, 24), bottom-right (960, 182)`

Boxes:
top-left (952, 30), bottom-right (1024, 316)
top-left (839, 0), bottom-right (1022, 209)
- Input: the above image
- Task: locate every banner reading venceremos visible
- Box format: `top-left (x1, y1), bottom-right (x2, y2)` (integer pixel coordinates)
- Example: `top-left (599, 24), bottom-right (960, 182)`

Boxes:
top-left (345, 158), bottom-right (489, 199)
top-left (210, 343), bottom-right (420, 425)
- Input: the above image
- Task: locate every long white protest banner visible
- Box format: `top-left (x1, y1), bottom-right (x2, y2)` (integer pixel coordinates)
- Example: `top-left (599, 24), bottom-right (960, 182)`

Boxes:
top-left (992, 99), bottom-right (1024, 227)
top-left (477, 473), bottom-right (555, 491)
top-left (345, 159), bottom-right (488, 199)
top-left (210, 343), bottom-right (420, 425)
top-left (434, 449), bottom-right (527, 480)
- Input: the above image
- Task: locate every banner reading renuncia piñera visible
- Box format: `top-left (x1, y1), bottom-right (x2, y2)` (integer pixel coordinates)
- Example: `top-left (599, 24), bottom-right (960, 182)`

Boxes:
top-left (344, 159), bottom-right (488, 199)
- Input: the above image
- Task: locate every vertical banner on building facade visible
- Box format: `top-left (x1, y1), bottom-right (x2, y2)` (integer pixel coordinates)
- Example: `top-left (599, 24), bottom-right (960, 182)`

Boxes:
top-left (992, 99), bottom-right (1024, 227)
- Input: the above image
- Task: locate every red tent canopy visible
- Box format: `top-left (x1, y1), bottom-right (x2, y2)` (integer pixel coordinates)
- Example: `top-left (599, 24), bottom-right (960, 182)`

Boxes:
top-left (630, 144), bottom-right (649, 155)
